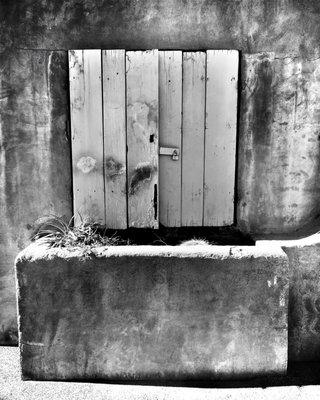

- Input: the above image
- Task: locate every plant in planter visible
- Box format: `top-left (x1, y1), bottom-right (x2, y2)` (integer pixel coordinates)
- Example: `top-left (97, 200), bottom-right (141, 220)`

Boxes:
top-left (31, 215), bottom-right (127, 248)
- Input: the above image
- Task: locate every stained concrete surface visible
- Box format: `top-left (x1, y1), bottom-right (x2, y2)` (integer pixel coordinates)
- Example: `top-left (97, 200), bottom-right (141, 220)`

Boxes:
top-left (1, 0), bottom-right (320, 56)
top-left (238, 53), bottom-right (320, 236)
top-left (3, 347), bottom-right (320, 400)
top-left (0, 50), bottom-right (72, 345)
top-left (257, 233), bottom-right (320, 362)
top-left (16, 243), bottom-right (288, 381)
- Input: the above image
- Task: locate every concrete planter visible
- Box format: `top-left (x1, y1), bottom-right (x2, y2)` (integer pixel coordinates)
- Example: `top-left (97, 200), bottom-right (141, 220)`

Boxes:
top-left (15, 243), bottom-right (288, 382)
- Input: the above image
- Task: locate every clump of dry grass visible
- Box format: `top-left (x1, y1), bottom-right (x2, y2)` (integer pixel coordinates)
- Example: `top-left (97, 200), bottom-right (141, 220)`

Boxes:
top-left (31, 215), bottom-right (126, 248)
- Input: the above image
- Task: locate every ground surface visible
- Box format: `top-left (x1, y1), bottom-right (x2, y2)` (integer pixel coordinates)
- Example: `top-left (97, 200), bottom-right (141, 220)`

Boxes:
top-left (2, 347), bottom-right (320, 400)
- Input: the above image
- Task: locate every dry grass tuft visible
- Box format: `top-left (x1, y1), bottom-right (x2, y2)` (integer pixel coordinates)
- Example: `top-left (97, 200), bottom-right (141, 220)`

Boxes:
top-left (31, 215), bottom-right (127, 248)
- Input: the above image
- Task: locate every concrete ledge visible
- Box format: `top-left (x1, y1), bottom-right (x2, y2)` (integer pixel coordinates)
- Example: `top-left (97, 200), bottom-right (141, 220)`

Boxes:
top-left (257, 233), bottom-right (320, 362)
top-left (16, 243), bottom-right (289, 381)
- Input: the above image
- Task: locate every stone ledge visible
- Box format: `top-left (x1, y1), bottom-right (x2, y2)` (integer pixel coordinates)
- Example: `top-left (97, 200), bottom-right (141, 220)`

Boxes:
top-left (16, 243), bottom-right (289, 381)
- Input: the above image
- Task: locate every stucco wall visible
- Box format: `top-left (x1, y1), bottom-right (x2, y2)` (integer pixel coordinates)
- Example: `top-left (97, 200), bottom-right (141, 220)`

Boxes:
top-left (1, 0), bottom-right (320, 55)
top-left (0, 50), bottom-right (72, 344)
top-left (2, 0), bottom-right (320, 234)
top-left (238, 53), bottom-right (320, 235)
top-left (1, 0), bottom-right (320, 343)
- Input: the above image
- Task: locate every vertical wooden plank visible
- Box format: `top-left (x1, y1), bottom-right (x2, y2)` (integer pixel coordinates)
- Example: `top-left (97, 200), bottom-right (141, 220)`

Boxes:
top-left (181, 52), bottom-right (206, 226)
top-left (126, 50), bottom-right (159, 228)
top-left (69, 50), bottom-right (105, 225)
top-left (204, 50), bottom-right (239, 226)
top-left (102, 50), bottom-right (127, 229)
top-left (159, 51), bottom-right (182, 227)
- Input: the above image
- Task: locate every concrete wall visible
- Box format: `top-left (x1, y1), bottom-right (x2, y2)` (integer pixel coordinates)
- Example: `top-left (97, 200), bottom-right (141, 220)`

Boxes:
top-left (1, 0), bottom-right (320, 55)
top-left (1, 0), bottom-right (320, 343)
top-left (238, 53), bottom-right (320, 236)
top-left (258, 234), bottom-right (320, 362)
top-left (0, 50), bottom-right (72, 343)
top-left (2, 0), bottom-right (320, 237)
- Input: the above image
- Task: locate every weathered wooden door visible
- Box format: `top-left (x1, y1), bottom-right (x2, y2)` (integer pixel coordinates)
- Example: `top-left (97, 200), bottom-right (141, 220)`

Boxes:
top-left (69, 49), bottom-right (239, 228)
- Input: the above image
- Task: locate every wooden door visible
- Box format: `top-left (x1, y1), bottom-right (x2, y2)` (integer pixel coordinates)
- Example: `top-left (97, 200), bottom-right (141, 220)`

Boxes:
top-left (69, 49), bottom-right (239, 228)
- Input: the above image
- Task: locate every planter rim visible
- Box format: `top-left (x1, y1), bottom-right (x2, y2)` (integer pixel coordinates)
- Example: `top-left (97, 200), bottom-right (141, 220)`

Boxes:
top-left (257, 232), bottom-right (320, 249)
top-left (15, 241), bottom-right (286, 263)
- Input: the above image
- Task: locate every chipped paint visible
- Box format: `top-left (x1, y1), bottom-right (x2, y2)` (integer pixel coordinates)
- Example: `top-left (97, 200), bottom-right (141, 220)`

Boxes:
top-left (105, 156), bottom-right (125, 179)
top-left (128, 101), bottom-right (158, 140)
top-left (76, 156), bottom-right (96, 174)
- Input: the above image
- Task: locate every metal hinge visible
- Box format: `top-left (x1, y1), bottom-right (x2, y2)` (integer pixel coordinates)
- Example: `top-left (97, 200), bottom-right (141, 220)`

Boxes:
top-left (159, 147), bottom-right (180, 161)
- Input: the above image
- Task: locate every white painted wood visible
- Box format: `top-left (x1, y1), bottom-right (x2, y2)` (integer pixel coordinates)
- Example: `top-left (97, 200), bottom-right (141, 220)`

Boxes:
top-left (204, 50), bottom-right (239, 226)
top-left (181, 52), bottom-right (206, 226)
top-left (69, 50), bottom-right (105, 225)
top-left (126, 50), bottom-right (159, 228)
top-left (102, 50), bottom-right (127, 229)
top-left (159, 51), bottom-right (182, 227)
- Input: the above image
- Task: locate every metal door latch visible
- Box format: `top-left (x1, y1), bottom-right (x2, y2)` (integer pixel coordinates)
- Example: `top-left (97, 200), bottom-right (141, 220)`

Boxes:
top-left (159, 147), bottom-right (180, 161)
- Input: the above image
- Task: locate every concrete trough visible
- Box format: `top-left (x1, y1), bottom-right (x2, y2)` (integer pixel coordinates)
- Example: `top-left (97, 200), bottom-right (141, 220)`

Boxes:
top-left (15, 243), bottom-right (289, 382)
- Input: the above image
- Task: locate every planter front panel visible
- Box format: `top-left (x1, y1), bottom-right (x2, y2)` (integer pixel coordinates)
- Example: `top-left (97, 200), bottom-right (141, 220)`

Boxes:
top-left (16, 245), bottom-right (288, 381)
